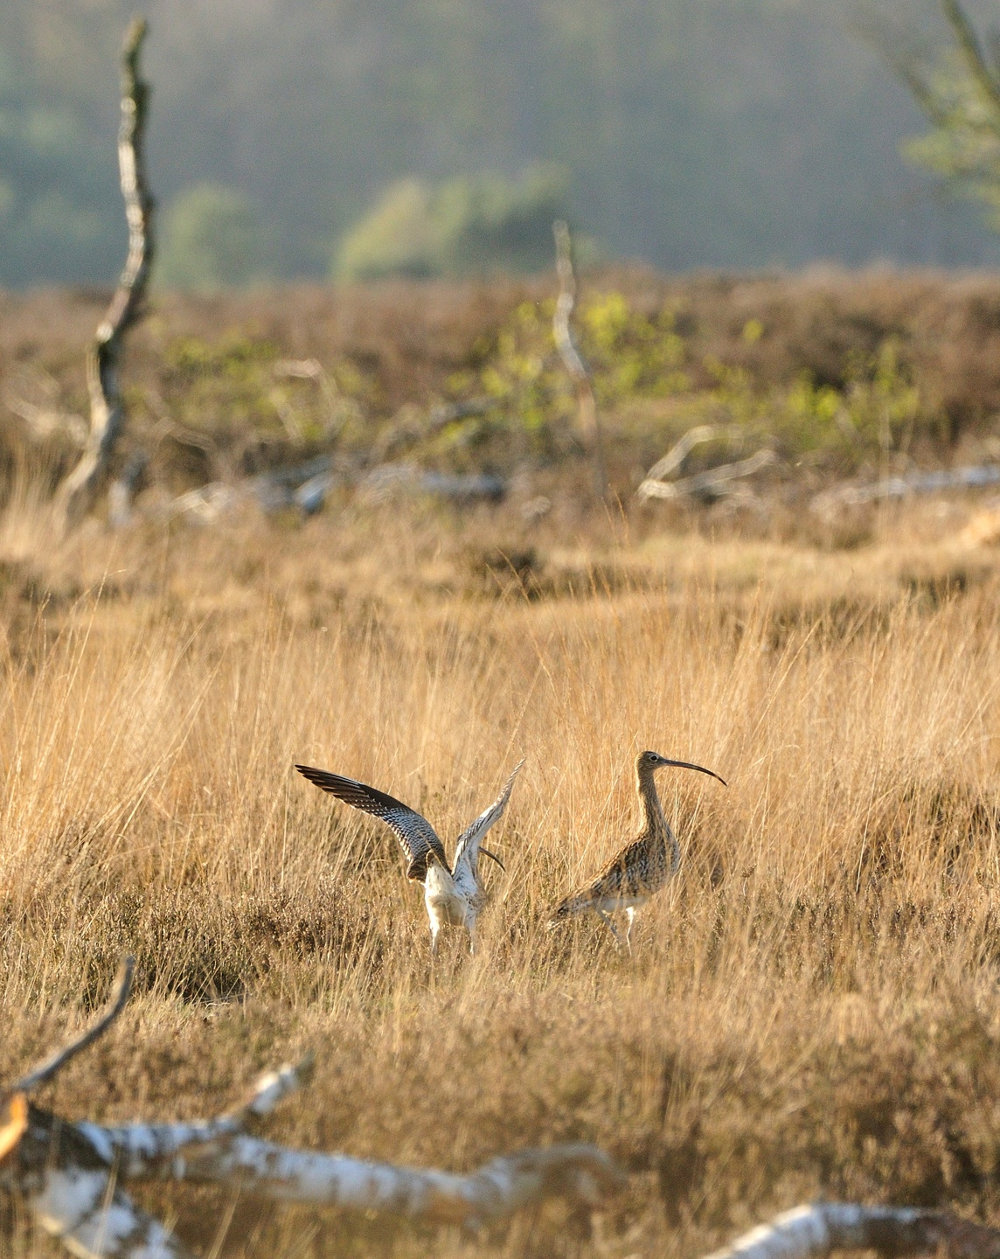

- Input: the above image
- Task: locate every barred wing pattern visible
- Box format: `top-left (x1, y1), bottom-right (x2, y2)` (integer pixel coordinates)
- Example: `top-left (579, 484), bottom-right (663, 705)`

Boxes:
top-left (451, 758), bottom-right (524, 901)
top-left (294, 764), bottom-right (447, 881)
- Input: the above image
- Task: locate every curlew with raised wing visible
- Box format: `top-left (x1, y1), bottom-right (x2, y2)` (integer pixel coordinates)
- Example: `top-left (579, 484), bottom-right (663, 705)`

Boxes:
top-left (296, 758), bottom-right (524, 953)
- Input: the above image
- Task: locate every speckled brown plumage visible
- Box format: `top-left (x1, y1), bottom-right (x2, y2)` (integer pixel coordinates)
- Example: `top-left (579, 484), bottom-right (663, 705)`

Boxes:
top-left (549, 749), bottom-right (726, 950)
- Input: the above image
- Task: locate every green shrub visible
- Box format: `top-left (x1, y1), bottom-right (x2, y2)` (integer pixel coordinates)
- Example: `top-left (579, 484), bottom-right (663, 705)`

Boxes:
top-left (158, 183), bottom-right (270, 292)
top-left (335, 164), bottom-right (574, 280)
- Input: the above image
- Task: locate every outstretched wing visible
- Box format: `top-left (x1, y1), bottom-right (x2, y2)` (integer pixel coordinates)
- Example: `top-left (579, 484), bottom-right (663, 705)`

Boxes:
top-left (451, 758), bottom-right (524, 899)
top-left (294, 764), bottom-right (447, 881)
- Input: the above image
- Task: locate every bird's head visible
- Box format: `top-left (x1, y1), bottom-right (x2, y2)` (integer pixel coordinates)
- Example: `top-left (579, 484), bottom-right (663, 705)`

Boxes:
top-left (637, 749), bottom-right (727, 786)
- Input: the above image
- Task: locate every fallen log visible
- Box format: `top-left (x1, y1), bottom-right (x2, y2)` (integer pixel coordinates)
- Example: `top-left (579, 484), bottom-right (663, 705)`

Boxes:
top-left (638, 449), bottom-right (777, 502)
top-left (811, 464), bottom-right (1000, 513)
top-left (1, 962), bottom-right (622, 1256)
top-left (703, 1201), bottom-right (1000, 1258)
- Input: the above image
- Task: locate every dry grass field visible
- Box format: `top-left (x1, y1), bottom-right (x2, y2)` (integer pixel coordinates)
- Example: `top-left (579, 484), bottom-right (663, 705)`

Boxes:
top-left (4, 273), bottom-right (1000, 1255)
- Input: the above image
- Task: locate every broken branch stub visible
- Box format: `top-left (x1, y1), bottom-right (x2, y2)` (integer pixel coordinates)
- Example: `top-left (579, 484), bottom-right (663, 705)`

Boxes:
top-left (0, 1093), bottom-right (27, 1163)
top-left (14, 957), bottom-right (135, 1095)
top-left (55, 18), bottom-right (154, 531)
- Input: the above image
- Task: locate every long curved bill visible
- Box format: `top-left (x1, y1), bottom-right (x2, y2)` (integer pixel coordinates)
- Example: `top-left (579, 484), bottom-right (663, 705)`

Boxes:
top-left (663, 758), bottom-right (727, 787)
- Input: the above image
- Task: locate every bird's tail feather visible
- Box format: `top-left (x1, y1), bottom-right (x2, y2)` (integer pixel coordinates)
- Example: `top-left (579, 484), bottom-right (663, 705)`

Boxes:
top-left (546, 892), bottom-right (593, 928)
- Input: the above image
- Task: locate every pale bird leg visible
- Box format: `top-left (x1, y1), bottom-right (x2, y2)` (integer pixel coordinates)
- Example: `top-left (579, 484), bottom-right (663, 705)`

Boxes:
top-left (625, 907), bottom-right (636, 954)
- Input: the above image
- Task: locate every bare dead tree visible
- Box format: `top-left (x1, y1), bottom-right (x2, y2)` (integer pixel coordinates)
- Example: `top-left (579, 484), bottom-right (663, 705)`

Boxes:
top-left (552, 219), bottom-right (607, 498)
top-left (702, 1201), bottom-right (1000, 1258)
top-left (0, 962), bottom-right (624, 1258)
top-left (55, 17), bottom-right (154, 532)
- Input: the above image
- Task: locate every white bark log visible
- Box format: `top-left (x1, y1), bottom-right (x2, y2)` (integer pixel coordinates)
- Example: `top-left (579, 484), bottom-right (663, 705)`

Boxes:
top-left (703, 1201), bottom-right (1000, 1258)
top-left (162, 1137), bottom-right (623, 1227)
top-left (25, 1168), bottom-right (193, 1259)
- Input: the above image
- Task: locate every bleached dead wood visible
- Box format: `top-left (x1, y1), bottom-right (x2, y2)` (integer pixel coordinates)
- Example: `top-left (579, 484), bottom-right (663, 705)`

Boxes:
top-left (164, 458), bottom-right (505, 522)
top-left (638, 424), bottom-right (777, 503)
top-left (643, 424), bottom-right (724, 483)
top-left (2, 960), bottom-right (193, 1258)
top-left (810, 464), bottom-right (1000, 513)
top-left (1, 962), bottom-right (623, 1257)
top-left (55, 18), bottom-right (154, 531)
top-left (553, 219), bottom-right (607, 496)
top-left (639, 447), bottom-right (777, 502)
top-left (703, 1201), bottom-right (1000, 1258)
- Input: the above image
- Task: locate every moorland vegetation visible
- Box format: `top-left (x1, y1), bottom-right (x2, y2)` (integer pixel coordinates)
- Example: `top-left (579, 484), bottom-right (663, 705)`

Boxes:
top-left (3, 269), bottom-right (1000, 1255)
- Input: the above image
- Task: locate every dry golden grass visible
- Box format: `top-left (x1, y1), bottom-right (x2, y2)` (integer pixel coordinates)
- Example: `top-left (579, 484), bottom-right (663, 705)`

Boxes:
top-left (2, 481), bottom-right (1000, 1256)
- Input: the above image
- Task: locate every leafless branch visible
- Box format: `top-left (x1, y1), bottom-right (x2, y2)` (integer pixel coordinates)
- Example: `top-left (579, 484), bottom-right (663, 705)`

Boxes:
top-left (13, 957), bottom-right (135, 1094)
top-left (642, 424), bottom-right (726, 483)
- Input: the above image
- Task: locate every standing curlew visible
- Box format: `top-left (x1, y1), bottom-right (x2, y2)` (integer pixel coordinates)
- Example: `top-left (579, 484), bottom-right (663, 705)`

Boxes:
top-left (548, 749), bottom-right (726, 951)
top-left (295, 758), bottom-right (523, 954)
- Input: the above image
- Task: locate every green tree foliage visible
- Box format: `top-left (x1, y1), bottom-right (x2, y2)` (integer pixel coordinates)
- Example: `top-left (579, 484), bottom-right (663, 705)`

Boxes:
top-left (890, 0), bottom-right (1000, 230)
top-left (158, 184), bottom-right (268, 292)
top-left (335, 165), bottom-right (571, 280)
top-left (4, 0), bottom-right (1000, 288)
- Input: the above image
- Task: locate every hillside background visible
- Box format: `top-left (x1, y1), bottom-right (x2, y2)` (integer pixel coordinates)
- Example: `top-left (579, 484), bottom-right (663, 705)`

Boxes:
top-left (5, 0), bottom-right (1000, 289)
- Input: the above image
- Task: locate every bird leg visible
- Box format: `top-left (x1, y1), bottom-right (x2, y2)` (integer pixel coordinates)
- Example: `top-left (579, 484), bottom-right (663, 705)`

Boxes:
top-left (598, 910), bottom-right (628, 953)
top-left (624, 907), bottom-right (636, 953)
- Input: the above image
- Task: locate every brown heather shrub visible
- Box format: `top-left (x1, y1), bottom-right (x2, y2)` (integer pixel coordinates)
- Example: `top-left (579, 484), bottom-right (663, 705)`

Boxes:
top-left (6, 267), bottom-right (1000, 508)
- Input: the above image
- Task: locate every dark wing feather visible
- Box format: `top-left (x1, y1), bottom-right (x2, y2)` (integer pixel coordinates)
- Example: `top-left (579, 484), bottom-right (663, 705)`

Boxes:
top-left (295, 764), bottom-right (447, 881)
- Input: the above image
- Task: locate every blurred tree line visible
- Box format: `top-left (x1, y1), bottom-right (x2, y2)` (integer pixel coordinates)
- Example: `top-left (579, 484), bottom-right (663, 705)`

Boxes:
top-left (3, 0), bottom-right (1000, 290)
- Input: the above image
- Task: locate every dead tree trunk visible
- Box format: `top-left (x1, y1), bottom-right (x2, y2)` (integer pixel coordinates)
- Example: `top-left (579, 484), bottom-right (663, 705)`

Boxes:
top-left (552, 219), bottom-right (607, 498)
top-left (55, 17), bottom-right (154, 532)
